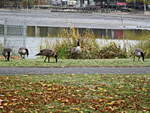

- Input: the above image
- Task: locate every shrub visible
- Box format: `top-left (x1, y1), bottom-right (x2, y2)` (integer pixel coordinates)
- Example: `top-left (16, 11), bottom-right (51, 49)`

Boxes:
top-left (54, 39), bottom-right (71, 59)
top-left (98, 42), bottom-right (127, 59)
top-left (55, 28), bottom-right (127, 59)
top-left (55, 28), bottom-right (100, 59)
top-left (78, 38), bottom-right (100, 59)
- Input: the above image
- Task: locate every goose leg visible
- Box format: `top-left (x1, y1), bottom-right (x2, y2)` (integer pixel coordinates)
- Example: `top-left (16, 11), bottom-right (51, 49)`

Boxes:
top-left (138, 57), bottom-right (140, 61)
top-left (55, 57), bottom-right (57, 63)
top-left (23, 55), bottom-right (25, 59)
top-left (44, 56), bottom-right (47, 62)
top-left (133, 55), bottom-right (135, 62)
top-left (4, 56), bottom-right (6, 60)
top-left (20, 54), bottom-right (22, 59)
top-left (48, 57), bottom-right (50, 63)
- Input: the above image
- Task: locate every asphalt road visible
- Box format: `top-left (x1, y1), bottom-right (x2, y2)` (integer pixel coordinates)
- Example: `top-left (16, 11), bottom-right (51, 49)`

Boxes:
top-left (0, 9), bottom-right (150, 29)
top-left (0, 67), bottom-right (150, 75)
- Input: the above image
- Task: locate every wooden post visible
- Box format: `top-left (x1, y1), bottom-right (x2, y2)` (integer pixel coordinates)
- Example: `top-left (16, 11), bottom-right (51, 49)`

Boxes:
top-left (4, 18), bottom-right (7, 47)
top-left (144, 0), bottom-right (147, 14)
top-left (35, 26), bottom-right (40, 37)
top-left (23, 21), bottom-right (27, 48)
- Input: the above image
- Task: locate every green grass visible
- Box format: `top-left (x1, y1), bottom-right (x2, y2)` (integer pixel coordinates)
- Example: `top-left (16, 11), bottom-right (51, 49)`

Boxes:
top-left (0, 74), bottom-right (150, 112)
top-left (0, 58), bottom-right (150, 67)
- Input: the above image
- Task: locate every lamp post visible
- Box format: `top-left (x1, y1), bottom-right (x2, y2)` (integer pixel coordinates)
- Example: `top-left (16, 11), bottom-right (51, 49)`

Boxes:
top-left (28, 0), bottom-right (29, 9)
top-left (134, 0), bottom-right (136, 9)
top-left (144, 0), bottom-right (147, 13)
top-left (26, 0), bottom-right (29, 10)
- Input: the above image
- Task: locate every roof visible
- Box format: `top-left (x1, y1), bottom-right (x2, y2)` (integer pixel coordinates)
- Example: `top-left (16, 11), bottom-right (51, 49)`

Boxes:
top-left (116, 2), bottom-right (127, 6)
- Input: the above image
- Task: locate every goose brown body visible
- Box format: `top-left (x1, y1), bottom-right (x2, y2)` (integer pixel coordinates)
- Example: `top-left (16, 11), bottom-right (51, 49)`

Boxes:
top-left (36, 49), bottom-right (58, 63)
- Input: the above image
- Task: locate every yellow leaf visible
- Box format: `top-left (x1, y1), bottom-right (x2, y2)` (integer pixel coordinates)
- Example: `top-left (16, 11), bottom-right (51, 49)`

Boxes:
top-left (47, 88), bottom-right (52, 91)
top-left (3, 103), bottom-right (8, 106)
top-left (9, 102), bottom-right (17, 106)
top-left (71, 107), bottom-right (80, 111)
top-left (99, 99), bottom-right (104, 102)
top-left (98, 88), bottom-right (107, 92)
top-left (98, 88), bottom-right (104, 91)
top-left (107, 101), bottom-right (116, 105)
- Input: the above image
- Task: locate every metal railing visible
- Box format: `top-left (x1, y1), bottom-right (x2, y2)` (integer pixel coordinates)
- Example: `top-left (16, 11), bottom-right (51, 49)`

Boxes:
top-left (0, 18), bottom-right (26, 51)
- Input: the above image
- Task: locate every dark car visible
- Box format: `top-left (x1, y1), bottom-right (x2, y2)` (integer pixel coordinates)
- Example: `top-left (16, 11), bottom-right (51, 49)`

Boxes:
top-left (119, 7), bottom-right (132, 12)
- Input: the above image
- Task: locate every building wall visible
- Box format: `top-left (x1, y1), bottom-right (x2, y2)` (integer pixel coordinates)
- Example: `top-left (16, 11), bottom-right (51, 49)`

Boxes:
top-left (34, 0), bottom-right (49, 5)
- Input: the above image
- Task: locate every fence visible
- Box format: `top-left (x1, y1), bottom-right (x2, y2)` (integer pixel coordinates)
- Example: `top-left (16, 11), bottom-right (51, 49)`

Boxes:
top-left (0, 18), bottom-right (26, 54)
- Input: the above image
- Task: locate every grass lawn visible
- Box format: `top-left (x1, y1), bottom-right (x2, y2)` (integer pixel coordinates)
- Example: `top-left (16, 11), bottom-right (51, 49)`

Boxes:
top-left (0, 58), bottom-right (150, 67)
top-left (0, 74), bottom-right (150, 112)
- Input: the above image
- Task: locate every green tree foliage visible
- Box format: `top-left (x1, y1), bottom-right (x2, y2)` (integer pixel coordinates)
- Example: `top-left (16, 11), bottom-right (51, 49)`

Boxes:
top-left (126, 0), bottom-right (150, 4)
top-left (22, 0), bottom-right (34, 7)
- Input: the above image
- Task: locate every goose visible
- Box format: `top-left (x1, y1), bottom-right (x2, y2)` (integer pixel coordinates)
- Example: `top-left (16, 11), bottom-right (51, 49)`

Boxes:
top-left (71, 39), bottom-right (82, 54)
top-left (36, 49), bottom-right (58, 63)
top-left (133, 48), bottom-right (144, 62)
top-left (18, 47), bottom-right (29, 59)
top-left (2, 48), bottom-right (12, 61)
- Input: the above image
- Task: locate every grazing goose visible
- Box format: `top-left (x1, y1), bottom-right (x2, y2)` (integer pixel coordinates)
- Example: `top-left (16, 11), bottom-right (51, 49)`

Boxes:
top-left (18, 47), bottom-right (29, 59)
top-left (133, 48), bottom-right (144, 62)
top-left (2, 48), bottom-right (12, 61)
top-left (36, 49), bottom-right (58, 63)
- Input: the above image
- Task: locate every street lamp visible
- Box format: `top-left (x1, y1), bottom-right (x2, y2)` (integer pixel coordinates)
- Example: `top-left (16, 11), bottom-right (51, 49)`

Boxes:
top-left (27, 0), bottom-right (29, 9)
top-left (143, 0), bottom-right (147, 13)
top-left (27, 0), bottom-right (29, 10)
top-left (134, 0), bottom-right (136, 9)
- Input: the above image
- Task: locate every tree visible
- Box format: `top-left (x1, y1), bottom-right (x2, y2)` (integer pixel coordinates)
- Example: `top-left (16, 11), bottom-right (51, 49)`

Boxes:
top-left (79, 0), bottom-right (90, 7)
top-left (126, 0), bottom-right (150, 12)
top-left (22, 0), bottom-right (34, 8)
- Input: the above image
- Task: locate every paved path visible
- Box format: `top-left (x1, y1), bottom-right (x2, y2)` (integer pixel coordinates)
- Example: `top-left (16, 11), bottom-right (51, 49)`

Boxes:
top-left (0, 67), bottom-right (150, 75)
top-left (0, 9), bottom-right (150, 30)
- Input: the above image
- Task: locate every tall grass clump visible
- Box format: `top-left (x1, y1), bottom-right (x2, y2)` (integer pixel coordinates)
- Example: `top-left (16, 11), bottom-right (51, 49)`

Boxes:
top-left (55, 28), bottom-right (100, 59)
top-left (54, 28), bottom-right (127, 59)
top-left (98, 42), bottom-right (127, 59)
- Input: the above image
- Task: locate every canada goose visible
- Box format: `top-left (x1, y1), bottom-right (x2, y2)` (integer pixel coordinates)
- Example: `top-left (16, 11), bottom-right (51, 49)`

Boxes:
top-left (2, 48), bottom-right (12, 61)
top-left (18, 47), bottom-right (29, 59)
top-left (133, 48), bottom-right (144, 62)
top-left (71, 39), bottom-right (82, 54)
top-left (36, 49), bottom-right (58, 63)
top-left (70, 39), bottom-right (82, 59)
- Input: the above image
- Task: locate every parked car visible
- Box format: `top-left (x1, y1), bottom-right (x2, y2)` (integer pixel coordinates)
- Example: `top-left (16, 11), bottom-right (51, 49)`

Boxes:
top-left (119, 7), bottom-right (132, 12)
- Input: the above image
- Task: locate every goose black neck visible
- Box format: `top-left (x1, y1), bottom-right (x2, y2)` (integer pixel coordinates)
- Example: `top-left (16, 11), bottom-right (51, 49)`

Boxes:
top-left (77, 40), bottom-right (80, 46)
